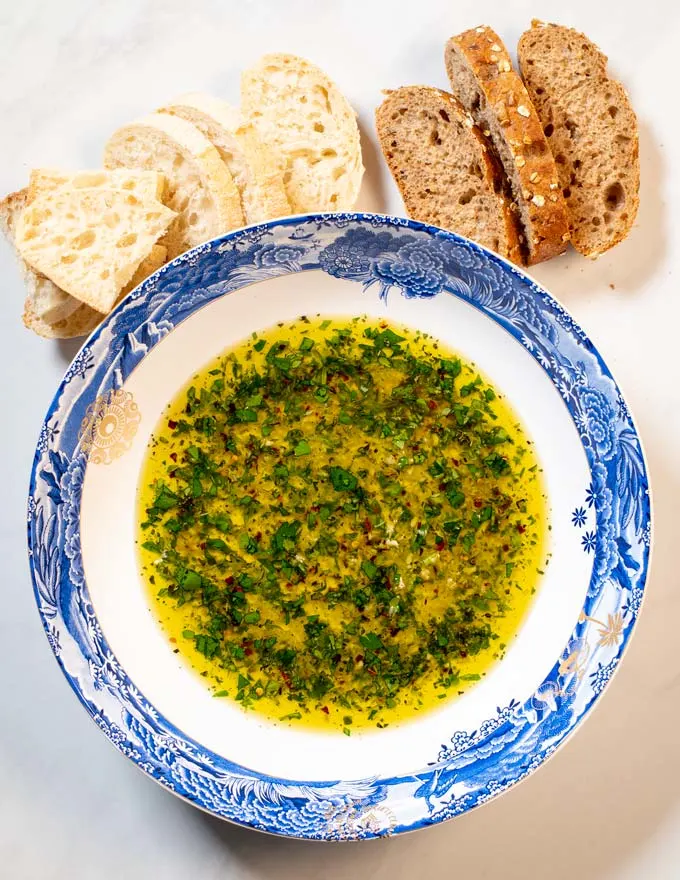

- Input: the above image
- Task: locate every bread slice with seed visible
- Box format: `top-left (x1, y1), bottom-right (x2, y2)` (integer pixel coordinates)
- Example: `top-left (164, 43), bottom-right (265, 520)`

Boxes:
top-left (15, 185), bottom-right (175, 313)
top-left (104, 113), bottom-right (244, 258)
top-left (518, 22), bottom-right (639, 256)
top-left (159, 93), bottom-right (291, 223)
top-left (517, 21), bottom-right (608, 120)
top-left (241, 53), bottom-right (364, 212)
top-left (375, 86), bottom-right (522, 263)
top-left (445, 26), bottom-right (569, 264)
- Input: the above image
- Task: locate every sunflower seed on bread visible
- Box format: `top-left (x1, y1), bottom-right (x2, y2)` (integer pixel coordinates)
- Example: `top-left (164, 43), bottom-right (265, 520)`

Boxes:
top-left (518, 21), bottom-right (639, 256)
top-left (445, 25), bottom-right (569, 264)
top-left (375, 85), bottom-right (522, 263)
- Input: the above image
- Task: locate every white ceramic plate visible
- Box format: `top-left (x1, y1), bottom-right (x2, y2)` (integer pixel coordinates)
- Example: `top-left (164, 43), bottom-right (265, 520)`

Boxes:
top-left (28, 214), bottom-right (650, 839)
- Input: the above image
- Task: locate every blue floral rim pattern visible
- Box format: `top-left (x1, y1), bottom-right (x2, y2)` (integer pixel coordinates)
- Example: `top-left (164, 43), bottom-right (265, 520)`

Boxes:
top-left (27, 214), bottom-right (651, 839)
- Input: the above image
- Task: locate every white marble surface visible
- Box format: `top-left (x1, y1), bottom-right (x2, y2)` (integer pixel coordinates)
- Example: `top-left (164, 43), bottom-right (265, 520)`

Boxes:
top-left (0, 0), bottom-right (679, 877)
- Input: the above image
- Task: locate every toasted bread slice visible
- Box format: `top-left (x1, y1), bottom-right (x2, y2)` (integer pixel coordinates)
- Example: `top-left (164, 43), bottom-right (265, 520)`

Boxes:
top-left (159, 93), bottom-right (290, 223)
top-left (375, 86), bottom-right (522, 263)
top-left (446, 26), bottom-right (569, 264)
top-left (518, 21), bottom-right (639, 255)
top-left (104, 113), bottom-right (244, 258)
top-left (241, 53), bottom-right (364, 212)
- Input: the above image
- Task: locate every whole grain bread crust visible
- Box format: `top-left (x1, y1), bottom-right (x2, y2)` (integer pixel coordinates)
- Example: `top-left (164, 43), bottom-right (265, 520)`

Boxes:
top-left (446, 26), bottom-right (570, 264)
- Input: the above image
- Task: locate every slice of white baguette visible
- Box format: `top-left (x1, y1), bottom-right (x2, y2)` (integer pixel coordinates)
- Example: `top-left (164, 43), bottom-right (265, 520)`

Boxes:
top-left (158, 93), bottom-right (291, 223)
top-left (241, 53), bottom-right (364, 212)
top-left (22, 244), bottom-right (167, 340)
top-left (0, 189), bottom-right (81, 324)
top-left (29, 168), bottom-right (167, 203)
top-left (2, 185), bottom-right (168, 338)
top-left (104, 113), bottom-right (244, 258)
top-left (15, 186), bottom-right (175, 312)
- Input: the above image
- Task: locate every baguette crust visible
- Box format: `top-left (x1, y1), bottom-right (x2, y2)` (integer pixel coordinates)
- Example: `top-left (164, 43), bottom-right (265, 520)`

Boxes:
top-left (446, 26), bottom-right (569, 264)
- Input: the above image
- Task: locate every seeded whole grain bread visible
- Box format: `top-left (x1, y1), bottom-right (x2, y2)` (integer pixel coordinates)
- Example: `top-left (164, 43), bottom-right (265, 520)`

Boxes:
top-left (518, 21), bottom-right (639, 256)
top-left (376, 87), bottom-right (522, 263)
top-left (445, 25), bottom-right (569, 265)
top-left (517, 21), bottom-right (608, 120)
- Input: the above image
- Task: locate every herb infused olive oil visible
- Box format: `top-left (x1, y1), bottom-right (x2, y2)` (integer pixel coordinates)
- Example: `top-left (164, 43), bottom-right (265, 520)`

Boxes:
top-left (138, 316), bottom-right (548, 732)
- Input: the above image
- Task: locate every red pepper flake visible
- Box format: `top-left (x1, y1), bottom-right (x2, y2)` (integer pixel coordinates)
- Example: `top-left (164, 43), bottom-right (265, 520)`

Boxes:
top-left (281, 671), bottom-right (292, 689)
top-left (362, 518), bottom-right (371, 533)
top-left (517, 523), bottom-right (526, 534)
top-left (244, 647), bottom-right (253, 657)
top-left (167, 419), bottom-right (177, 429)
top-left (355, 654), bottom-right (364, 663)
top-left (452, 458), bottom-right (459, 466)
top-left (474, 499), bottom-right (482, 508)
top-left (200, 542), bottom-right (206, 550)
top-left (169, 452), bottom-right (177, 462)
top-left (435, 539), bottom-right (445, 551)
top-left (225, 576), bottom-right (234, 585)
top-left (321, 706), bottom-right (329, 715)
top-left (427, 400), bottom-right (437, 410)
top-left (439, 481), bottom-right (447, 490)
top-left (169, 470), bottom-right (176, 479)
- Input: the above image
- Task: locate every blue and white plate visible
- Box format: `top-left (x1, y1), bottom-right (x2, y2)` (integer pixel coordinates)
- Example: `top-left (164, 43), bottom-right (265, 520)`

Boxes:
top-left (28, 215), bottom-right (651, 839)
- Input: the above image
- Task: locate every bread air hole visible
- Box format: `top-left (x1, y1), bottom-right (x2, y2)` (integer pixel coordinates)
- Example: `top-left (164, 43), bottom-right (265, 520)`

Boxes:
top-left (439, 109), bottom-right (450, 122)
top-left (604, 182), bottom-right (625, 210)
top-left (608, 106), bottom-right (618, 119)
top-left (116, 232), bottom-right (138, 248)
top-left (458, 188), bottom-right (476, 205)
top-left (72, 230), bottom-right (96, 249)
top-left (173, 155), bottom-right (185, 171)
top-left (188, 212), bottom-right (199, 226)
top-left (430, 128), bottom-right (442, 146)
top-left (592, 216), bottom-right (601, 226)
top-left (544, 123), bottom-right (554, 137)
top-left (104, 212), bottom-right (120, 228)
top-left (469, 163), bottom-right (483, 179)
top-left (535, 87), bottom-right (545, 95)
top-left (555, 153), bottom-right (566, 165)
top-left (100, 269), bottom-right (110, 279)
top-left (53, 235), bottom-right (65, 246)
top-left (314, 122), bottom-right (325, 133)
top-left (60, 253), bottom-right (77, 264)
